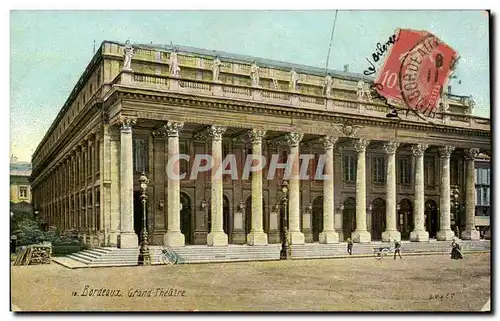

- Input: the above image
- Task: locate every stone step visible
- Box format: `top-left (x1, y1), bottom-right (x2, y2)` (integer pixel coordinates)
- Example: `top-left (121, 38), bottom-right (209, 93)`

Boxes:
top-left (69, 252), bottom-right (99, 261)
top-left (66, 254), bottom-right (92, 264)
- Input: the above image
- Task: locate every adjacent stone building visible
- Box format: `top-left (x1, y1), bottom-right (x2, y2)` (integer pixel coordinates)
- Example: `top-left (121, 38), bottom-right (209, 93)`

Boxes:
top-left (10, 156), bottom-right (33, 215)
top-left (29, 41), bottom-right (491, 248)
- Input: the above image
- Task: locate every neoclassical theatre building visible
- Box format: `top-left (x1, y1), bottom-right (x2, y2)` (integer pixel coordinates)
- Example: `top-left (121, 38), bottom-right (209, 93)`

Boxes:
top-left (30, 41), bottom-right (491, 248)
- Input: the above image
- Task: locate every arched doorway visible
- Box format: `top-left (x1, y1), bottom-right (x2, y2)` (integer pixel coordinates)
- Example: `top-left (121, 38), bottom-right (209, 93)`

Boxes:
top-left (342, 197), bottom-right (356, 241)
top-left (180, 193), bottom-right (192, 245)
top-left (207, 195), bottom-right (232, 243)
top-left (425, 199), bottom-right (439, 238)
top-left (371, 198), bottom-right (386, 241)
top-left (312, 196), bottom-right (323, 242)
top-left (398, 199), bottom-right (413, 240)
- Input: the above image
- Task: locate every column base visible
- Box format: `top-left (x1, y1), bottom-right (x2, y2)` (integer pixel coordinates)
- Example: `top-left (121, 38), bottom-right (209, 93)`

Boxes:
top-left (382, 230), bottom-right (401, 242)
top-left (436, 229), bottom-right (455, 241)
top-left (247, 231), bottom-right (268, 245)
top-left (118, 232), bottom-right (138, 249)
top-left (107, 232), bottom-right (120, 247)
top-left (163, 231), bottom-right (185, 247)
top-left (461, 229), bottom-right (480, 240)
top-left (319, 230), bottom-right (339, 244)
top-left (268, 230), bottom-right (281, 244)
top-left (231, 230), bottom-right (246, 245)
top-left (352, 230), bottom-right (371, 243)
top-left (207, 231), bottom-right (228, 246)
top-left (410, 230), bottom-right (429, 242)
top-left (288, 231), bottom-right (305, 245)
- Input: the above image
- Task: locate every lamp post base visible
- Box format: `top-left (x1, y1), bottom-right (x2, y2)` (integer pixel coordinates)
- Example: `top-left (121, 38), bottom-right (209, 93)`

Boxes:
top-left (138, 252), bottom-right (151, 265)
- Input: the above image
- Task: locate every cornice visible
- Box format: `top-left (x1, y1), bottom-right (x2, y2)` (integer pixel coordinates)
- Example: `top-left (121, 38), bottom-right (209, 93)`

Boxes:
top-left (108, 88), bottom-right (490, 138)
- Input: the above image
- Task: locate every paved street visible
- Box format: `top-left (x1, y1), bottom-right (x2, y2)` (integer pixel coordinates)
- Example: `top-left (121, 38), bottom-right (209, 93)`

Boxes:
top-left (11, 253), bottom-right (490, 311)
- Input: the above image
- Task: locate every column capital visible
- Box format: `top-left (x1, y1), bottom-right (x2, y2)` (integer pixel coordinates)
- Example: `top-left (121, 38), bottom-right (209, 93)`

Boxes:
top-left (208, 125), bottom-right (227, 141)
top-left (285, 132), bottom-right (303, 147)
top-left (164, 121), bottom-right (184, 137)
top-left (464, 148), bottom-right (480, 161)
top-left (151, 129), bottom-right (168, 139)
top-left (411, 144), bottom-right (428, 157)
top-left (320, 136), bottom-right (338, 150)
top-left (267, 140), bottom-right (283, 149)
top-left (248, 129), bottom-right (267, 144)
top-left (438, 145), bottom-right (455, 158)
top-left (353, 138), bottom-right (370, 153)
top-left (383, 141), bottom-right (400, 155)
top-left (118, 117), bottom-right (137, 133)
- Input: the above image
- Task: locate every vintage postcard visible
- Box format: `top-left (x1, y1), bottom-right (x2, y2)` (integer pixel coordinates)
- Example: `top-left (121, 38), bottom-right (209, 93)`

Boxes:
top-left (9, 9), bottom-right (491, 312)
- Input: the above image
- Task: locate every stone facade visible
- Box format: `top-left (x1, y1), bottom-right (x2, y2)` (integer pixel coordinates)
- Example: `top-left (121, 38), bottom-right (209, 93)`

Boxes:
top-left (30, 41), bottom-right (491, 248)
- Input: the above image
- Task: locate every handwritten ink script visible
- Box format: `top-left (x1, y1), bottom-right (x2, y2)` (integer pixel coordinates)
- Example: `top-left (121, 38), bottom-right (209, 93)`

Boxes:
top-left (364, 34), bottom-right (398, 76)
top-left (72, 285), bottom-right (186, 298)
top-left (428, 292), bottom-right (455, 300)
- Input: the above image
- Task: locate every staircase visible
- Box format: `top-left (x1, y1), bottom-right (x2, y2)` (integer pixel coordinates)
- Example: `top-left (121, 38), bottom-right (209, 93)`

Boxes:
top-left (61, 244), bottom-right (281, 267)
top-left (57, 240), bottom-right (489, 268)
top-left (290, 240), bottom-right (490, 259)
top-left (169, 244), bottom-right (281, 264)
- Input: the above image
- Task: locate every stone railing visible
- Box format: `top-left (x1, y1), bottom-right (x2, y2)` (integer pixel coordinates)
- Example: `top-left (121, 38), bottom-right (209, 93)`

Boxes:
top-left (114, 70), bottom-right (490, 131)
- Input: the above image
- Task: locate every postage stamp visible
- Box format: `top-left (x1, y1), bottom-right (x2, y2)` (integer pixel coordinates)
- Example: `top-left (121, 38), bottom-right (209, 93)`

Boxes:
top-left (374, 28), bottom-right (459, 115)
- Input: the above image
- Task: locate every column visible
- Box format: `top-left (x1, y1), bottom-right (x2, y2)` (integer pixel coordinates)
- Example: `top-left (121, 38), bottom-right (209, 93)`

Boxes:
top-left (352, 138), bottom-right (371, 243)
top-left (437, 145), bottom-right (455, 241)
top-left (207, 125), bottom-right (228, 246)
top-left (164, 121), bottom-right (186, 246)
top-left (461, 148), bottom-right (480, 240)
top-left (382, 141), bottom-right (401, 242)
top-left (318, 136), bottom-right (339, 243)
top-left (247, 129), bottom-right (268, 245)
top-left (285, 132), bottom-right (305, 244)
top-left (410, 144), bottom-right (429, 241)
top-left (118, 118), bottom-right (138, 248)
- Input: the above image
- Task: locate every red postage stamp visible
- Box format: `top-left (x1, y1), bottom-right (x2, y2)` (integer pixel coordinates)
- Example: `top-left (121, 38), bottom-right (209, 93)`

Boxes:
top-left (374, 28), bottom-right (459, 115)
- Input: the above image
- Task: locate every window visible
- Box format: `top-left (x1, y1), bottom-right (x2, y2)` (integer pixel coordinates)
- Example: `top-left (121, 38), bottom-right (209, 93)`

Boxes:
top-left (311, 153), bottom-right (322, 181)
top-left (343, 154), bottom-right (356, 183)
top-left (246, 146), bottom-right (253, 181)
top-left (179, 141), bottom-right (189, 179)
top-left (475, 167), bottom-right (490, 209)
top-left (373, 156), bottom-right (386, 184)
top-left (133, 138), bottom-right (149, 173)
top-left (277, 149), bottom-right (288, 181)
top-left (450, 159), bottom-right (459, 186)
top-left (19, 186), bottom-right (28, 199)
top-left (399, 157), bottom-right (411, 185)
top-left (424, 157), bottom-right (435, 187)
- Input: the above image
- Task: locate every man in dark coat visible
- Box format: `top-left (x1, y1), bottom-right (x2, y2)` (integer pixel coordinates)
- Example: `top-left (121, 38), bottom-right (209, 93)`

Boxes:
top-left (393, 239), bottom-right (402, 259)
top-left (347, 238), bottom-right (353, 255)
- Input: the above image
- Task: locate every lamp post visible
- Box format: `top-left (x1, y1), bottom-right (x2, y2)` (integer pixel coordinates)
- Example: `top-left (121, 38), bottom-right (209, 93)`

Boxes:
top-left (450, 186), bottom-right (460, 237)
top-left (138, 172), bottom-right (151, 265)
top-left (280, 180), bottom-right (290, 260)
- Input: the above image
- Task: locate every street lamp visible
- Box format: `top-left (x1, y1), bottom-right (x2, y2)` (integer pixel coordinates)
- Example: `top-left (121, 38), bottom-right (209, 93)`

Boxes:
top-left (450, 186), bottom-right (461, 237)
top-left (280, 180), bottom-right (290, 260)
top-left (138, 172), bottom-right (151, 265)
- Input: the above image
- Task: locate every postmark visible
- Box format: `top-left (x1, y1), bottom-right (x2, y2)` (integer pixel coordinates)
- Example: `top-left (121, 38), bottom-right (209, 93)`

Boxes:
top-left (374, 28), bottom-right (458, 115)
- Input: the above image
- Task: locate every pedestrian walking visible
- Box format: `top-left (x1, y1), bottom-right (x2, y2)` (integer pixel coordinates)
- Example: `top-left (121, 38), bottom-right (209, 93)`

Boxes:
top-left (451, 239), bottom-right (463, 260)
top-left (393, 239), bottom-right (402, 259)
top-left (347, 238), bottom-right (353, 255)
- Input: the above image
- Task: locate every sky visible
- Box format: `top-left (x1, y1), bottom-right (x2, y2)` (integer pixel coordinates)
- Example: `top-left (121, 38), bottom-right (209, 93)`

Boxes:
top-left (10, 10), bottom-right (490, 162)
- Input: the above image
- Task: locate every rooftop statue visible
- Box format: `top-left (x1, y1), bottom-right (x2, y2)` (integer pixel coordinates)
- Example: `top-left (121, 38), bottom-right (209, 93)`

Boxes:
top-left (290, 69), bottom-right (299, 91)
top-left (169, 50), bottom-right (181, 77)
top-left (324, 74), bottom-right (333, 97)
top-left (212, 56), bottom-right (222, 82)
top-left (250, 61), bottom-right (260, 87)
top-left (123, 40), bottom-right (134, 71)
